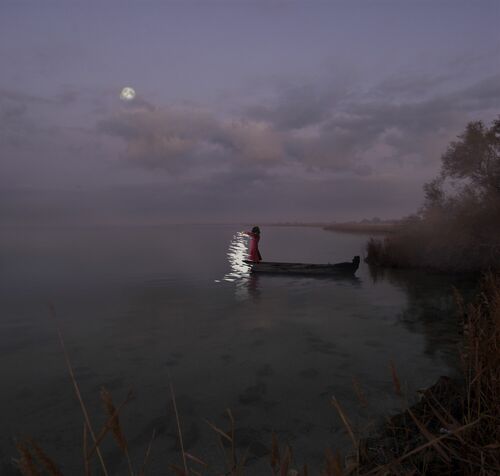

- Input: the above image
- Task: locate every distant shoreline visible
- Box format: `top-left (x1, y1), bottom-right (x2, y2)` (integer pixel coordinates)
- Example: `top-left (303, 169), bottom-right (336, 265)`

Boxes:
top-left (265, 221), bottom-right (397, 234)
top-left (323, 222), bottom-right (397, 234)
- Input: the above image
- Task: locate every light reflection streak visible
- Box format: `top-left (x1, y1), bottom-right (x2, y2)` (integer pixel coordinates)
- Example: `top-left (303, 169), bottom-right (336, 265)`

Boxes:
top-left (224, 231), bottom-right (250, 281)
top-left (219, 232), bottom-right (260, 300)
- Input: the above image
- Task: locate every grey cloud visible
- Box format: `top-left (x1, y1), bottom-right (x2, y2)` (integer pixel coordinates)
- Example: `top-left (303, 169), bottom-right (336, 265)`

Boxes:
top-left (0, 90), bottom-right (42, 147)
top-left (98, 107), bottom-right (223, 171)
top-left (240, 73), bottom-right (499, 175)
top-left (97, 73), bottom-right (500, 182)
top-left (0, 87), bottom-right (93, 148)
top-left (55, 89), bottom-right (79, 105)
top-left (301, 74), bottom-right (500, 170)
top-left (0, 97), bottom-right (27, 121)
top-left (450, 75), bottom-right (500, 111)
top-left (121, 94), bottom-right (156, 112)
top-left (245, 83), bottom-right (336, 130)
top-left (374, 72), bottom-right (454, 98)
top-left (98, 107), bottom-right (285, 172)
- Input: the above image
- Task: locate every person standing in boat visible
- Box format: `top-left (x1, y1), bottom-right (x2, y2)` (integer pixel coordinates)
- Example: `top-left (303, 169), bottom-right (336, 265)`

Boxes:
top-left (243, 226), bottom-right (262, 262)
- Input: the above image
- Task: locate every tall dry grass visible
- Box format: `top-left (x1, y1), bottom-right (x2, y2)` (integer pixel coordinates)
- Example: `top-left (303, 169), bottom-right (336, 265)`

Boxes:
top-left (455, 273), bottom-right (500, 472)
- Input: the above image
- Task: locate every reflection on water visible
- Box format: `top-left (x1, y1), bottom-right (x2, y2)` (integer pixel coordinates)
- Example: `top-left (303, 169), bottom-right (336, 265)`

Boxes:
top-left (367, 264), bottom-right (477, 369)
top-left (222, 231), bottom-right (251, 282)
top-left (219, 231), bottom-right (259, 300)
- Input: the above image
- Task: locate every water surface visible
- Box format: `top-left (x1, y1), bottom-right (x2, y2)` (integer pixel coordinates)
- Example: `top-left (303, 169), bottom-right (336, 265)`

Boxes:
top-left (0, 225), bottom-right (467, 474)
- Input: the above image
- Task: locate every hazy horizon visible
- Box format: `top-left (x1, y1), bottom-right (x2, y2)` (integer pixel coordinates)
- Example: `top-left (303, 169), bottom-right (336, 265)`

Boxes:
top-left (1, 1), bottom-right (499, 226)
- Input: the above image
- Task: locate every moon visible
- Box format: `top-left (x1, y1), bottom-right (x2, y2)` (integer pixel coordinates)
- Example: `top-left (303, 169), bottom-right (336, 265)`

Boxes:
top-left (120, 87), bottom-right (136, 101)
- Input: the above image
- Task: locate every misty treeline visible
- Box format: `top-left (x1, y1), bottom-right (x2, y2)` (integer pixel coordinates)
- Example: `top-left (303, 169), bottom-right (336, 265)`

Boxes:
top-left (367, 116), bottom-right (500, 272)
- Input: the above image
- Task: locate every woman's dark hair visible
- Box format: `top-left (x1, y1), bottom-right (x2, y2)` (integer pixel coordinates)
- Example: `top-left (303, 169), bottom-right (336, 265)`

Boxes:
top-left (251, 226), bottom-right (260, 234)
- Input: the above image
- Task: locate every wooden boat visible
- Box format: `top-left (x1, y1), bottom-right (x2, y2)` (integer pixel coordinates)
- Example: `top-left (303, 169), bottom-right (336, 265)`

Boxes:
top-left (244, 256), bottom-right (360, 276)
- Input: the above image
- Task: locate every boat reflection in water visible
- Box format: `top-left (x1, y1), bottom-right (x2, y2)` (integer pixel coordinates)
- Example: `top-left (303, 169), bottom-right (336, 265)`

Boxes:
top-left (218, 232), bottom-right (260, 300)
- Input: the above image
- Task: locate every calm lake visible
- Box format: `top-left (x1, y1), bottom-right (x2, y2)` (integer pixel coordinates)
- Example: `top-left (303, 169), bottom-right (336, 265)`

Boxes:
top-left (0, 225), bottom-right (468, 474)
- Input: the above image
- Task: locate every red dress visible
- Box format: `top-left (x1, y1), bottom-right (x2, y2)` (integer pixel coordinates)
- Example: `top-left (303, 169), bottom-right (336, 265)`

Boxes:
top-left (245, 232), bottom-right (262, 262)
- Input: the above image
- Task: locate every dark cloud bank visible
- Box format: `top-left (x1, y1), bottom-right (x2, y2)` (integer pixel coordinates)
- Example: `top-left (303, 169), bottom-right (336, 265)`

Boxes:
top-left (2, 73), bottom-right (500, 226)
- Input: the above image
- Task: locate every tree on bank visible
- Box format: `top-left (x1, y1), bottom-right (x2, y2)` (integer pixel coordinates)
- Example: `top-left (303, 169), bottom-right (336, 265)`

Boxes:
top-left (367, 116), bottom-right (500, 272)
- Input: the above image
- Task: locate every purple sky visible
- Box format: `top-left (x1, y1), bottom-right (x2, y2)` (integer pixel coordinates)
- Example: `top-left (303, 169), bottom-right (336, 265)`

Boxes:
top-left (1, 1), bottom-right (499, 225)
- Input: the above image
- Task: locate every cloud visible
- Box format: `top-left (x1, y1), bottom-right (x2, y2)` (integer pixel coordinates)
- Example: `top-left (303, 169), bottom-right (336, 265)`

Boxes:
top-left (0, 90), bottom-right (44, 147)
top-left (0, 87), bottom-right (92, 148)
top-left (98, 107), bottom-right (220, 171)
top-left (3, 71), bottom-right (499, 226)
top-left (97, 105), bottom-right (285, 172)
top-left (97, 72), bottom-right (500, 185)
top-left (244, 83), bottom-right (336, 130)
top-left (219, 119), bottom-right (284, 163)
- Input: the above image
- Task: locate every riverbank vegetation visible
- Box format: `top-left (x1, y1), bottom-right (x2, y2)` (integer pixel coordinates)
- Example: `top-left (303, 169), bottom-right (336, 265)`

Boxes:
top-left (366, 117), bottom-right (500, 273)
top-left (355, 273), bottom-right (500, 475)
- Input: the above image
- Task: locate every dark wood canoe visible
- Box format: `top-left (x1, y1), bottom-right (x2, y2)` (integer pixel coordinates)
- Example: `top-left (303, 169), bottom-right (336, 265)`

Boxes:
top-left (244, 256), bottom-right (360, 275)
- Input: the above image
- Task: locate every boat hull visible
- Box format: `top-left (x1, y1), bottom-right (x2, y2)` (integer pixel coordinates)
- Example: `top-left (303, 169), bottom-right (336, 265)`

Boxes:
top-left (244, 256), bottom-right (360, 276)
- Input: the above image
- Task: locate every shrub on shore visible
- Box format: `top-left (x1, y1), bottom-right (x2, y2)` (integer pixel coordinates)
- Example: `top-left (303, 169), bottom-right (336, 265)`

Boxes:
top-left (366, 117), bottom-right (500, 273)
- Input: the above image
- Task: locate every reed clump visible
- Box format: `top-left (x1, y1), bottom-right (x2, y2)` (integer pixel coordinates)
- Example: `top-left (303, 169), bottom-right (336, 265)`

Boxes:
top-left (365, 213), bottom-right (500, 273)
top-left (356, 273), bottom-right (500, 475)
top-left (14, 438), bottom-right (63, 476)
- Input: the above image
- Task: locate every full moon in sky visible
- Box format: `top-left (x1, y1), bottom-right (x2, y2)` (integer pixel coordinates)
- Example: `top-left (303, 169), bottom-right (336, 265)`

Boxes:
top-left (120, 87), bottom-right (136, 101)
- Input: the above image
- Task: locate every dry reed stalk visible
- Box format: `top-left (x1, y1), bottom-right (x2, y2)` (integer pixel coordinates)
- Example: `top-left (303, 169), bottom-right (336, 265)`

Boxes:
top-left (204, 418), bottom-right (232, 443)
top-left (226, 408), bottom-right (236, 471)
top-left (169, 379), bottom-right (188, 476)
top-left (426, 399), bottom-right (465, 444)
top-left (15, 441), bottom-right (41, 476)
top-left (100, 387), bottom-right (134, 476)
top-left (459, 274), bottom-right (500, 473)
top-left (206, 418), bottom-right (233, 474)
top-left (324, 448), bottom-right (343, 476)
top-left (27, 438), bottom-right (63, 476)
top-left (352, 377), bottom-right (368, 408)
top-left (205, 415), bottom-right (244, 474)
top-left (87, 389), bottom-right (134, 459)
top-left (48, 304), bottom-right (109, 476)
top-left (279, 444), bottom-right (291, 476)
top-left (270, 432), bottom-right (280, 471)
top-left (169, 463), bottom-right (188, 475)
top-left (331, 397), bottom-right (357, 449)
top-left (389, 360), bottom-right (402, 396)
top-left (406, 408), bottom-right (451, 463)
top-left (184, 452), bottom-right (208, 468)
top-left (233, 446), bottom-right (250, 476)
top-left (138, 428), bottom-right (156, 476)
top-left (83, 422), bottom-right (90, 476)
top-left (362, 417), bottom-right (482, 475)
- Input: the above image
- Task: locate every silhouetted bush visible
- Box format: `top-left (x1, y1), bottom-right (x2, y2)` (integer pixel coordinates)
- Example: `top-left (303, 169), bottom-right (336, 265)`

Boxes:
top-left (366, 117), bottom-right (500, 272)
